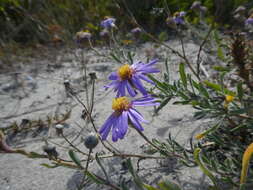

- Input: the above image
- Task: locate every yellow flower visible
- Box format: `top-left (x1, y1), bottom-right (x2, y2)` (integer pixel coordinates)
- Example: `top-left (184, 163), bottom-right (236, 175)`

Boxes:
top-left (122, 40), bottom-right (133, 45)
top-left (224, 95), bottom-right (235, 108)
top-left (225, 95), bottom-right (235, 103)
top-left (240, 143), bottom-right (253, 185)
top-left (195, 133), bottom-right (205, 140)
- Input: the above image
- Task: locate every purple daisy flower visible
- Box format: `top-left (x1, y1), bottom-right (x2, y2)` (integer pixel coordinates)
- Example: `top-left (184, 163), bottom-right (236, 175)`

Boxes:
top-left (101, 17), bottom-right (116, 29)
top-left (99, 96), bottom-right (159, 142)
top-left (173, 11), bottom-right (186, 25)
top-left (245, 18), bottom-right (253, 25)
top-left (100, 29), bottom-right (109, 37)
top-left (131, 27), bottom-right (142, 34)
top-left (179, 11), bottom-right (186, 17)
top-left (174, 17), bottom-right (184, 25)
top-left (105, 59), bottom-right (159, 97)
top-left (75, 31), bottom-right (91, 44)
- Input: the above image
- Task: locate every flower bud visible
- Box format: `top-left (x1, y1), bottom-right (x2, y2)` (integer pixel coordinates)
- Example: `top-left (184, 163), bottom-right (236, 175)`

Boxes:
top-left (89, 72), bottom-right (97, 80)
top-left (63, 80), bottom-right (70, 88)
top-left (166, 17), bottom-right (177, 29)
top-left (84, 133), bottom-right (99, 149)
top-left (191, 1), bottom-right (201, 10)
top-left (100, 29), bottom-right (109, 37)
top-left (0, 131), bottom-right (15, 153)
top-left (55, 124), bottom-right (64, 136)
top-left (76, 31), bottom-right (92, 41)
top-left (43, 145), bottom-right (58, 159)
top-left (131, 27), bottom-right (142, 34)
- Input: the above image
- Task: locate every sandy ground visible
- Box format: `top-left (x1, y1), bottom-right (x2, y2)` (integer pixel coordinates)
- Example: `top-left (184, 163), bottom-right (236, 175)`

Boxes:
top-left (0, 40), bottom-right (218, 190)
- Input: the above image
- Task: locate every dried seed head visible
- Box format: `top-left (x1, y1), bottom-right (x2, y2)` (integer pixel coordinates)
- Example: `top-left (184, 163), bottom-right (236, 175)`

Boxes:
top-left (233, 6), bottom-right (246, 15)
top-left (43, 145), bottom-right (58, 159)
top-left (89, 72), bottom-right (97, 80)
top-left (64, 80), bottom-right (70, 87)
top-left (84, 133), bottom-right (99, 149)
top-left (191, 1), bottom-right (201, 10)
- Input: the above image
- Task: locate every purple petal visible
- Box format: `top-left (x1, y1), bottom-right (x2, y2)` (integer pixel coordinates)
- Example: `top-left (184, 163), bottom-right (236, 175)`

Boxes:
top-left (104, 80), bottom-right (119, 89)
top-left (138, 74), bottom-right (155, 84)
top-left (108, 72), bottom-right (118, 80)
top-left (128, 111), bottom-right (144, 131)
top-left (134, 102), bottom-right (160, 106)
top-left (146, 59), bottom-right (158, 67)
top-left (99, 114), bottom-right (116, 140)
top-left (120, 111), bottom-right (129, 137)
top-left (116, 81), bottom-right (126, 97)
top-left (101, 18), bottom-right (116, 28)
top-left (101, 125), bottom-right (112, 140)
top-left (132, 96), bottom-right (155, 104)
top-left (133, 59), bottom-right (159, 74)
top-left (131, 61), bottom-right (143, 70)
top-left (131, 76), bottom-right (148, 95)
top-left (112, 127), bottom-right (118, 142)
top-left (132, 96), bottom-right (160, 107)
top-left (112, 114), bottom-right (125, 142)
top-left (137, 67), bottom-right (160, 73)
top-left (126, 81), bottom-right (137, 97)
top-left (129, 108), bottom-right (148, 123)
top-left (99, 114), bottom-right (115, 133)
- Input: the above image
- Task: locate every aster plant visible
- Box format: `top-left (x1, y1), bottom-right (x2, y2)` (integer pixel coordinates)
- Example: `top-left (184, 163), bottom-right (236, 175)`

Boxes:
top-left (245, 17), bottom-right (253, 25)
top-left (104, 59), bottom-right (159, 97)
top-left (100, 17), bottom-right (116, 29)
top-left (99, 96), bottom-right (159, 142)
top-left (173, 11), bottom-right (186, 25)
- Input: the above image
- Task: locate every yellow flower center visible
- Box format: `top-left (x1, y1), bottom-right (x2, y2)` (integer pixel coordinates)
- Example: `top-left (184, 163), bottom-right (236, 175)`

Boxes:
top-left (117, 64), bottom-right (133, 80)
top-left (225, 95), bottom-right (234, 103)
top-left (112, 97), bottom-right (131, 111)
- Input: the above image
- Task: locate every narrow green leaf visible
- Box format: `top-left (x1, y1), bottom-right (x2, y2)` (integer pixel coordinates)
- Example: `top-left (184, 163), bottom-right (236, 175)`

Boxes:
top-left (84, 171), bottom-right (105, 185)
top-left (68, 150), bottom-right (82, 168)
top-left (95, 153), bottom-right (109, 182)
top-left (28, 152), bottom-right (47, 158)
top-left (155, 97), bottom-right (171, 113)
top-left (164, 58), bottom-right (170, 82)
top-left (212, 66), bottom-right (230, 72)
top-left (229, 107), bottom-right (253, 115)
top-left (148, 74), bottom-right (170, 95)
top-left (193, 148), bottom-right (220, 189)
top-left (143, 183), bottom-right (160, 190)
top-left (203, 80), bottom-right (222, 92)
top-left (127, 51), bottom-right (134, 65)
top-left (213, 29), bottom-right (220, 44)
top-left (217, 46), bottom-right (225, 61)
top-left (179, 63), bottom-right (187, 88)
top-left (121, 181), bottom-right (130, 190)
top-left (40, 163), bottom-right (59, 168)
top-left (126, 158), bottom-right (144, 190)
top-left (158, 31), bottom-right (168, 42)
top-left (158, 180), bottom-right (181, 190)
top-left (198, 83), bottom-right (209, 98)
top-left (204, 80), bottom-right (235, 95)
top-left (110, 52), bottom-right (122, 63)
top-left (237, 82), bottom-right (243, 101)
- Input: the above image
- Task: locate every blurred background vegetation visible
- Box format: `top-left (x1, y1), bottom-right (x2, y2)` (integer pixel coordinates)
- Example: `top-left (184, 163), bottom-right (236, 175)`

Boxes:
top-left (0, 0), bottom-right (253, 46)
